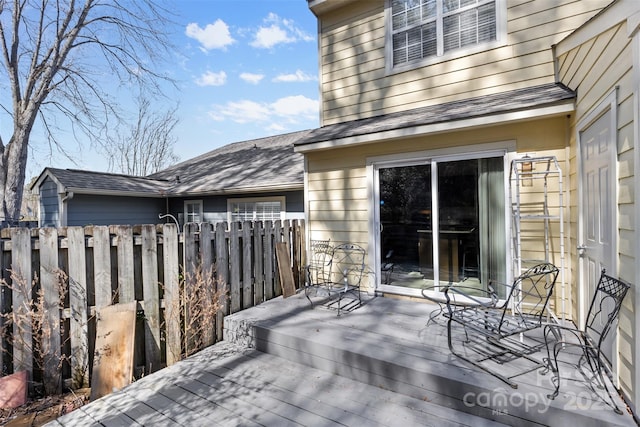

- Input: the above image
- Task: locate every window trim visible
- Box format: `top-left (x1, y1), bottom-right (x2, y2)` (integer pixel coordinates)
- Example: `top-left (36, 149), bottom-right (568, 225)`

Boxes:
top-left (227, 196), bottom-right (286, 223)
top-left (385, 0), bottom-right (507, 74)
top-left (183, 200), bottom-right (203, 224)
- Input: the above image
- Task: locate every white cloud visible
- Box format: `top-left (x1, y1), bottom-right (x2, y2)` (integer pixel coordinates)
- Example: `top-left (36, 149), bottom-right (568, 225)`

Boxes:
top-left (273, 70), bottom-right (316, 83)
top-left (186, 20), bottom-right (235, 51)
top-left (196, 71), bottom-right (227, 87)
top-left (209, 100), bottom-right (271, 123)
top-left (240, 72), bottom-right (265, 85)
top-left (250, 13), bottom-right (314, 49)
top-left (208, 95), bottom-right (318, 125)
top-left (271, 95), bottom-right (318, 119)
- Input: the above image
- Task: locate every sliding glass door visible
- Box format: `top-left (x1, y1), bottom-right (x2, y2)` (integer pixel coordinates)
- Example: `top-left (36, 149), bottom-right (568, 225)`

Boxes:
top-left (378, 155), bottom-right (507, 296)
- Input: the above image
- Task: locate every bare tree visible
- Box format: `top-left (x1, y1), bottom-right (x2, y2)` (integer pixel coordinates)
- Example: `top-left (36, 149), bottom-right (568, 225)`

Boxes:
top-left (106, 95), bottom-right (179, 176)
top-left (0, 0), bottom-right (176, 224)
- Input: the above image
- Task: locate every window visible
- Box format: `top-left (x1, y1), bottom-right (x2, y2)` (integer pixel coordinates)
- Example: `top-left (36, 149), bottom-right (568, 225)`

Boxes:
top-left (389, 0), bottom-right (499, 68)
top-left (184, 200), bottom-right (203, 223)
top-left (228, 197), bottom-right (285, 222)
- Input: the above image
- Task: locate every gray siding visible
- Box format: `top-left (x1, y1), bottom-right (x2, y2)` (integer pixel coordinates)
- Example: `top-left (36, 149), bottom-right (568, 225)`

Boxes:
top-left (66, 194), bottom-right (165, 226)
top-left (40, 178), bottom-right (60, 227)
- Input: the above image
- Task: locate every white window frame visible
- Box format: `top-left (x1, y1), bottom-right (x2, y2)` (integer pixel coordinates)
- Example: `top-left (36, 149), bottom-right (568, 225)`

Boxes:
top-left (385, 0), bottom-right (507, 74)
top-left (227, 196), bottom-right (286, 223)
top-left (367, 140), bottom-right (515, 297)
top-left (184, 200), bottom-right (203, 224)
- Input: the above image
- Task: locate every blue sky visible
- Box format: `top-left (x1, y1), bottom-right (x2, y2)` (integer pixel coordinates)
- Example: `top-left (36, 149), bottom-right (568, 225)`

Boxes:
top-left (27, 0), bottom-right (319, 178)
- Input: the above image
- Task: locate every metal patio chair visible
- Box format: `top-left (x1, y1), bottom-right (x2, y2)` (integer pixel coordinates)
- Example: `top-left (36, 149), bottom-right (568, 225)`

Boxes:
top-left (444, 262), bottom-right (559, 388)
top-left (542, 269), bottom-right (630, 414)
top-left (305, 239), bottom-right (332, 291)
top-left (305, 242), bottom-right (366, 315)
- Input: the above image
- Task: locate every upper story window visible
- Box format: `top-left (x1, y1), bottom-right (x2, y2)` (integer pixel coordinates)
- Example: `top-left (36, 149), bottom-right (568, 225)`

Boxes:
top-left (389, 0), bottom-right (500, 69)
top-left (228, 197), bottom-right (285, 222)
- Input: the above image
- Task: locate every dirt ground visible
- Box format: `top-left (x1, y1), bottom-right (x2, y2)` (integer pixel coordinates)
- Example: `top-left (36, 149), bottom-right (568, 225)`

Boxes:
top-left (0, 388), bottom-right (90, 427)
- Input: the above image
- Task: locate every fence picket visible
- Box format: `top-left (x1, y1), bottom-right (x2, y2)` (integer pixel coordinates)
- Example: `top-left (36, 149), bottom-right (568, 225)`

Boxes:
top-left (242, 221), bottom-right (253, 309)
top-left (162, 224), bottom-right (181, 366)
top-left (253, 222), bottom-right (264, 305)
top-left (67, 227), bottom-right (89, 389)
top-left (141, 225), bottom-right (161, 373)
top-left (114, 226), bottom-right (135, 303)
top-left (183, 223), bottom-right (198, 355)
top-left (11, 228), bottom-right (32, 379)
top-left (215, 223), bottom-right (228, 341)
top-left (92, 226), bottom-right (112, 308)
top-left (199, 222), bottom-right (214, 348)
top-left (229, 222), bottom-right (241, 314)
top-left (263, 221), bottom-right (274, 300)
top-left (39, 228), bottom-right (61, 395)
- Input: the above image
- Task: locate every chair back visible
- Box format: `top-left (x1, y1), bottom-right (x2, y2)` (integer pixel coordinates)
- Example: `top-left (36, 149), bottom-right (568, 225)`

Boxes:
top-left (505, 262), bottom-right (559, 326)
top-left (307, 239), bottom-right (332, 286)
top-left (330, 243), bottom-right (366, 288)
top-left (584, 270), bottom-right (630, 350)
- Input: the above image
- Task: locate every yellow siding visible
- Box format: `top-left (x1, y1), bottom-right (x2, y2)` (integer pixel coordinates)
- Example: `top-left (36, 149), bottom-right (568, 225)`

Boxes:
top-left (557, 14), bottom-right (636, 408)
top-left (316, 0), bottom-right (609, 126)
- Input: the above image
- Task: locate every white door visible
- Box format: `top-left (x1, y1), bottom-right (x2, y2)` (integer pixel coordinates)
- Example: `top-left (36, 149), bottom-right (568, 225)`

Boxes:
top-left (579, 108), bottom-right (616, 361)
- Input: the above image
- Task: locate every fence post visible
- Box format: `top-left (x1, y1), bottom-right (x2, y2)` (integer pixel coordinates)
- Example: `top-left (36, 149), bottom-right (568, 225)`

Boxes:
top-left (141, 225), bottom-right (161, 373)
top-left (67, 227), bottom-right (89, 389)
top-left (162, 224), bottom-right (181, 366)
top-left (39, 228), bottom-right (62, 395)
top-left (273, 220), bottom-right (283, 297)
top-left (11, 228), bottom-right (32, 382)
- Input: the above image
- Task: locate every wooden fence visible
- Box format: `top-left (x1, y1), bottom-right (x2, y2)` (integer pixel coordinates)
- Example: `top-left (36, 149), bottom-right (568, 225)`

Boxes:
top-left (0, 219), bottom-right (306, 396)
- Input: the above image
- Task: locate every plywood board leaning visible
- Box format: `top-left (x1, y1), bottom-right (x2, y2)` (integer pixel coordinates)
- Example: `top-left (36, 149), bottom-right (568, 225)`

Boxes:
top-left (90, 301), bottom-right (137, 401)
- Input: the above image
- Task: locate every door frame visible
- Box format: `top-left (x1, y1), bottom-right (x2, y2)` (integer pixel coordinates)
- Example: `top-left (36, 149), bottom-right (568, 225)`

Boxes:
top-left (576, 89), bottom-right (618, 326)
top-left (367, 140), bottom-right (514, 297)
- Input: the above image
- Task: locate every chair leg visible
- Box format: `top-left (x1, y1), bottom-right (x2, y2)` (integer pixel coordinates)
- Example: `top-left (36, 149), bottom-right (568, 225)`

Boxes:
top-left (446, 317), bottom-right (518, 389)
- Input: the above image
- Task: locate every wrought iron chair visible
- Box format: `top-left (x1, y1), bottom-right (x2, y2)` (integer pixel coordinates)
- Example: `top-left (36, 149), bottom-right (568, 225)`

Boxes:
top-left (305, 242), bottom-right (366, 315)
top-left (542, 269), bottom-right (630, 414)
top-left (305, 239), bottom-right (332, 291)
top-left (444, 262), bottom-right (559, 388)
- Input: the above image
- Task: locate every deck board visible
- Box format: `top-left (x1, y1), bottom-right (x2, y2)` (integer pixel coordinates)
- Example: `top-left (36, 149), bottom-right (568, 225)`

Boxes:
top-left (51, 294), bottom-right (636, 427)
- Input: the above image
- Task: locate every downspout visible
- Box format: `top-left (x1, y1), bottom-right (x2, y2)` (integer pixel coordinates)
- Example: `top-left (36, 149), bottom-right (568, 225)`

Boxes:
top-left (61, 191), bottom-right (74, 227)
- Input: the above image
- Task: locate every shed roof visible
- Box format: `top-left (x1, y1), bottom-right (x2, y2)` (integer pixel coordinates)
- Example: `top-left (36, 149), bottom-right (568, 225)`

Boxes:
top-left (295, 83), bottom-right (576, 150)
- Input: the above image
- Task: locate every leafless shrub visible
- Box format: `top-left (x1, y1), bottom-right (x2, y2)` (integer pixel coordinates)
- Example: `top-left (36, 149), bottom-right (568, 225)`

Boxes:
top-left (0, 269), bottom-right (69, 396)
top-left (164, 262), bottom-right (227, 360)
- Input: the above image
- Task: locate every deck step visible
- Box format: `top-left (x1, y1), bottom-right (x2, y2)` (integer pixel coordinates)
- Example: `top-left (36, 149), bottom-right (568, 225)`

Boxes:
top-left (225, 294), bottom-right (636, 427)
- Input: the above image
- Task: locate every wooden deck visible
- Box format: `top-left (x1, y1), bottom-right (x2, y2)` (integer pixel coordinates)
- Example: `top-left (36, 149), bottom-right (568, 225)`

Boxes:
top-left (50, 293), bottom-right (638, 427)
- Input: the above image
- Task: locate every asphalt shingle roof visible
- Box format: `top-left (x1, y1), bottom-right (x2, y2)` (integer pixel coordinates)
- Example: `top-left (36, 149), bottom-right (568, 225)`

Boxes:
top-left (295, 83), bottom-right (576, 146)
top-left (150, 129), bottom-right (309, 195)
top-left (42, 168), bottom-right (169, 195)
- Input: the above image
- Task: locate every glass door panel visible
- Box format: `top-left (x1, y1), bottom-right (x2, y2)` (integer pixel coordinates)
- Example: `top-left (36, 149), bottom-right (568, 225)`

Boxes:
top-left (378, 156), bottom-right (506, 295)
top-left (380, 164), bottom-right (432, 287)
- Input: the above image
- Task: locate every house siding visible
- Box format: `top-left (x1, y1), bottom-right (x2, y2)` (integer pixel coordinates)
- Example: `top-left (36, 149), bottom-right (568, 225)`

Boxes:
top-left (316, 0), bottom-right (608, 126)
top-left (306, 116), bottom-right (569, 293)
top-left (557, 14), bottom-right (636, 406)
top-left (66, 195), bottom-right (165, 226)
top-left (39, 177), bottom-right (59, 227)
